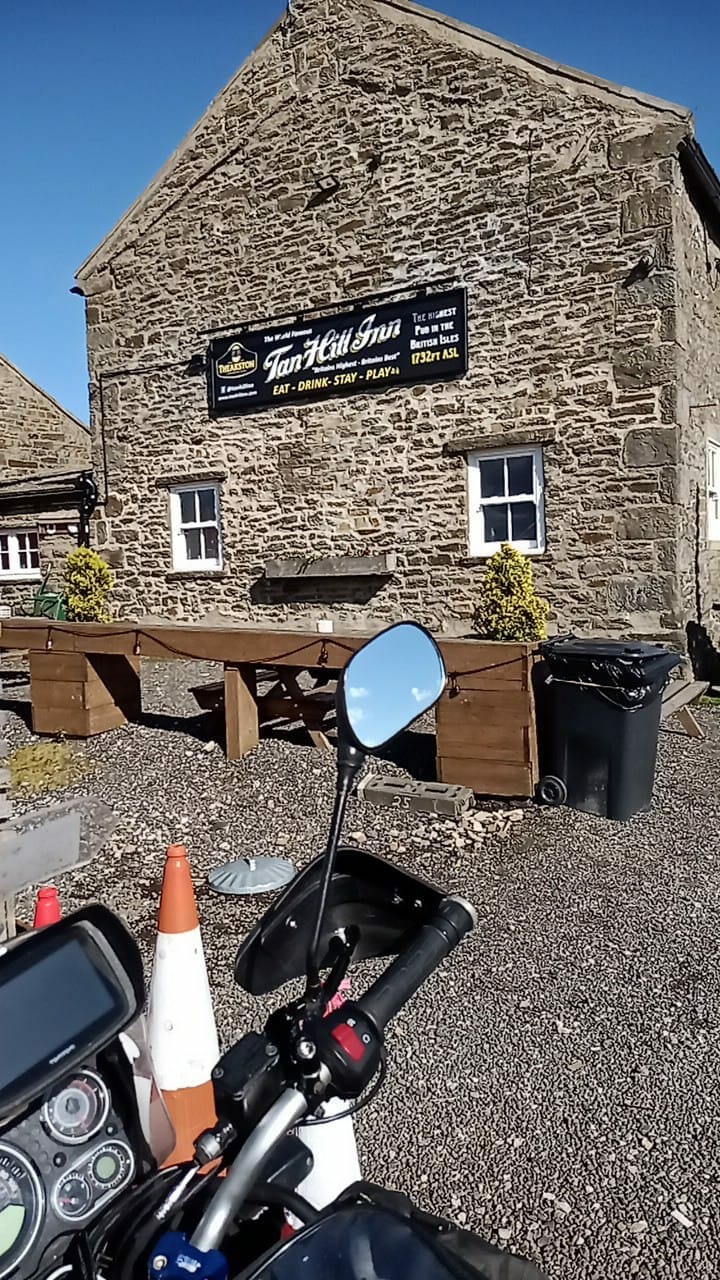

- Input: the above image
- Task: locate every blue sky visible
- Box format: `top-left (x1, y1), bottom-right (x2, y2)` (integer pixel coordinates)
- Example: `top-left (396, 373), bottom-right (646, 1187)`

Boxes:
top-left (1, 0), bottom-right (718, 424)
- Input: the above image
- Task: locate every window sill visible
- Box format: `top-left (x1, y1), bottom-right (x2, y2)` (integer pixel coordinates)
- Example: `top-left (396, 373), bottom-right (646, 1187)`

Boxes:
top-left (0, 574), bottom-right (43, 584)
top-left (166, 569), bottom-right (227, 582)
top-left (465, 551), bottom-right (549, 563)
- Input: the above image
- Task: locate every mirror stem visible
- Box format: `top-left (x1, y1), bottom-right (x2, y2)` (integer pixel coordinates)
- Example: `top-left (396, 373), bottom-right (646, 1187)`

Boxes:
top-left (305, 742), bottom-right (366, 1004)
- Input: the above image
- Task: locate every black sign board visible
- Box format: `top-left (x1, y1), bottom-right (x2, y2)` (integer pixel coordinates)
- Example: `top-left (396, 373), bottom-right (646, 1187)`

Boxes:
top-left (207, 287), bottom-right (468, 416)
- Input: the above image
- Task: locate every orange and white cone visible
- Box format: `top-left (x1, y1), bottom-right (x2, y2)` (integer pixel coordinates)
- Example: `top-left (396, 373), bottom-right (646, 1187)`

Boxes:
top-left (33, 886), bottom-right (62, 928)
top-left (147, 844), bottom-right (220, 1165)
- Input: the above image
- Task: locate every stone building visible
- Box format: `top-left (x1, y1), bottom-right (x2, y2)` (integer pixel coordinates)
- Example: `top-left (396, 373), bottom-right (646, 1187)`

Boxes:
top-left (0, 354), bottom-right (93, 614)
top-left (75, 0), bottom-right (720, 650)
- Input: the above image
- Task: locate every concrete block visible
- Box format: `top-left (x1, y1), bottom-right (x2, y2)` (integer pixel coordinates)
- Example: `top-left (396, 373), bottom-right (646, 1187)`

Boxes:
top-left (412, 782), bottom-right (475, 817)
top-left (358, 774), bottom-right (474, 817)
top-left (357, 775), bottom-right (416, 807)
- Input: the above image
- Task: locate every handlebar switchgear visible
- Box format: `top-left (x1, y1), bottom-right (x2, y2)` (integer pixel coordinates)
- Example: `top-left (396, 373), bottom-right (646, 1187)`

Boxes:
top-left (310, 1005), bottom-right (383, 1099)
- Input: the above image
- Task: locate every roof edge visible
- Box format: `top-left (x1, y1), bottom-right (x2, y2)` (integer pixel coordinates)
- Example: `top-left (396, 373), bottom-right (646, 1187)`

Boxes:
top-left (678, 138), bottom-right (720, 251)
top-left (372, 0), bottom-right (693, 119)
top-left (0, 353), bottom-right (89, 434)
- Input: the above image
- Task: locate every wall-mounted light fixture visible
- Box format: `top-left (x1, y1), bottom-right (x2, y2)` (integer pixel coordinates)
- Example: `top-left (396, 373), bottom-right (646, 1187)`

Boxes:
top-left (306, 175), bottom-right (341, 210)
top-left (185, 353), bottom-right (207, 376)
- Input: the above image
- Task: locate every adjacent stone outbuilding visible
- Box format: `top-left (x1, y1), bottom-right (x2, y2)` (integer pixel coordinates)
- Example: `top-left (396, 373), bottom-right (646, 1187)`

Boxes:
top-left (75, 0), bottom-right (720, 652)
top-left (0, 354), bottom-right (92, 614)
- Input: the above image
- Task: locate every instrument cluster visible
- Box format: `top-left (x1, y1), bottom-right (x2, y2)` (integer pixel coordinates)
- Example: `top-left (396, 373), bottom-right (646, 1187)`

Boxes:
top-left (0, 1068), bottom-right (134, 1280)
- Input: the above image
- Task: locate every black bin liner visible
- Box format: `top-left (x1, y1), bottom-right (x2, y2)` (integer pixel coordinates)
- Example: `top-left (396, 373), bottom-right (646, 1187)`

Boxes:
top-left (538, 636), bottom-right (681, 820)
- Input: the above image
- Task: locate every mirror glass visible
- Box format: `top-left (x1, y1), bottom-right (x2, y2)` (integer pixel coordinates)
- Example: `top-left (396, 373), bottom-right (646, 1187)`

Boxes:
top-left (341, 623), bottom-right (446, 750)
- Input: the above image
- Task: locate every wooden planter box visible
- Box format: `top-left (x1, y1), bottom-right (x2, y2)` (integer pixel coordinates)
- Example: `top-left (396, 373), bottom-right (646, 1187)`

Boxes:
top-left (29, 651), bottom-right (141, 737)
top-left (435, 641), bottom-right (538, 798)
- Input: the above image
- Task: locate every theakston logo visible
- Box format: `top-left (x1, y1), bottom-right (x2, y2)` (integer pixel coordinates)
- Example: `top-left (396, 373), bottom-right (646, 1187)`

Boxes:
top-left (216, 341), bottom-right (258, 378)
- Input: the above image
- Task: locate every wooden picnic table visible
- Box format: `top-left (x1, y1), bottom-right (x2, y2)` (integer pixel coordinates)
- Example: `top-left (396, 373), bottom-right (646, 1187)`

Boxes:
top-left (0, 620), bottom-right (540, 796)
top-left (0, 620), bottom-right (366, 762)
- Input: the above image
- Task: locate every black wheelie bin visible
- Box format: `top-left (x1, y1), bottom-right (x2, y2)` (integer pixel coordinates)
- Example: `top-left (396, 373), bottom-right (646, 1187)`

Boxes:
top-left (537, 636), bottom-right (681, 820)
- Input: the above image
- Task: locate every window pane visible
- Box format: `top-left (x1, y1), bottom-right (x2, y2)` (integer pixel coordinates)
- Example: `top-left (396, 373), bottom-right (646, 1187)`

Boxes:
top-left (184, 529), bottom-right (202, 561)
top-left (511, 501), bottom-right (537, 542)
top-left (180, 491), bottom-right (196, 525)
top-left (17, 538), bottom-right (28, 570)
top-left (202, 527), bottom-right (219, 562)
top-left (484, 504), bottom-right (508, 543)
top-left (0, 537), bottom-right (8, 572)
top-left (479, 458), bottom-right (505, 499)
top-left (198, 488), bottom-right (216, 523)
top-left (507, 454), bottom-right (533, 496)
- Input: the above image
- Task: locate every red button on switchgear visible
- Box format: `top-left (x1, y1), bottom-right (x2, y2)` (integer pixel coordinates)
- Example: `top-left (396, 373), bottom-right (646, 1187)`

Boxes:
top-left (331, 1021), bottom-right (366, 1062)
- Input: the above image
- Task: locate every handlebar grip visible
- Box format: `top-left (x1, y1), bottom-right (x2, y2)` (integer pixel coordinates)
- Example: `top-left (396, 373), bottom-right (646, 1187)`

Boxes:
top-left (358, 896), bottom-right (476, 1032)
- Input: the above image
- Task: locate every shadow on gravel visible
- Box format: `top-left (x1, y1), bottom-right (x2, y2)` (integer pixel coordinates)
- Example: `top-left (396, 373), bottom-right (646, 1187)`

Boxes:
top-left (0, 692), bottom-right (32, 730)
top-left (138, 709), bottom-right (218, 742)
top-left (0, 668), bottom-right (30, 688)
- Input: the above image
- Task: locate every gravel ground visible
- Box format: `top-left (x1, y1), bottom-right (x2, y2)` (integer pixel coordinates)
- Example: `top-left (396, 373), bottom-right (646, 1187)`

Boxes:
top-left (1, 658), bottom-right (719, 1280)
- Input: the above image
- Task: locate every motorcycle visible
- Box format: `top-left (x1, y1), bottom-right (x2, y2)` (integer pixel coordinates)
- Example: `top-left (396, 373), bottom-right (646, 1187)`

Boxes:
top-left (0, 622), bottom-right (548, 1280)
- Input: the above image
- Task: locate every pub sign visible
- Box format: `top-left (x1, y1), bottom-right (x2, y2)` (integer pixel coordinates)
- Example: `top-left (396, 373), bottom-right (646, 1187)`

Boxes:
top-left (207, 287), bottom-right (468, 416)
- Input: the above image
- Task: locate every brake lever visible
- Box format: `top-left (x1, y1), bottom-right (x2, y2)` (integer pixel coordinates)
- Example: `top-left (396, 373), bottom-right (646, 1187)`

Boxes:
top-left (320, 927), bottom-right (360, 1011)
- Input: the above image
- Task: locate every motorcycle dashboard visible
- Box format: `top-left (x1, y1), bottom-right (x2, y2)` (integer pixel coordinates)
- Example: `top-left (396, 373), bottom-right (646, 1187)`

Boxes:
top-left (0, 906), bottom-right (144, 1125)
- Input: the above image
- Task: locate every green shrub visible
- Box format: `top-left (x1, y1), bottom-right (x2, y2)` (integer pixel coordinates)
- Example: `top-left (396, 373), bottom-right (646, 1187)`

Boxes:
top-left (64, 547), bottom-right (114, 623)
top-left (473, 543), bottom-right (550, 642)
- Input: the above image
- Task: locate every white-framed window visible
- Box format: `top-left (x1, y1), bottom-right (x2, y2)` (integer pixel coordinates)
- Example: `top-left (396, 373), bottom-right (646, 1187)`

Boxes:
top-left (467, 445), bottom-right (546, 557)
top-left (707, 440), bottom-right (720, 541)
top-left (0, 529), bottom-right (41, 580)
top-left (169, 483), bottom-right (223, 571)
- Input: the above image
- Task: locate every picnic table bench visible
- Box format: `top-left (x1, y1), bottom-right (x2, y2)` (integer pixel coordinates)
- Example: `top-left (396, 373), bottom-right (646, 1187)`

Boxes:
top-left (191, 666), bottom-right (338, 754)
top-left (660, 678), bottom-right (709, 739)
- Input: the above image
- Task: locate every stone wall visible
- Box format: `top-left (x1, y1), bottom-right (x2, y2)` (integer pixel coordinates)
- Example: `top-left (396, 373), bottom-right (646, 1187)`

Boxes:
top-left (0, 355), bottom-right (90, 613)
top-left (673, 173), bottom-right (720, 666)
top-left (79, 0), bottom-right (698, 640)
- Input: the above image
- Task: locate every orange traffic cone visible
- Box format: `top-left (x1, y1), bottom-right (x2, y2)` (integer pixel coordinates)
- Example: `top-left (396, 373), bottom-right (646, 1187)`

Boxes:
top-left (33, 886), bottom-right (62, 928)
top-left (147, 844), bottom-right (220, 1165)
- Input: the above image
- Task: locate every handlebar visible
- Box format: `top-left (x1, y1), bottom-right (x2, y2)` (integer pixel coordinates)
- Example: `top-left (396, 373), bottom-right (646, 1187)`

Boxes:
top-left (358, 895), bottom-right (477, 1031)
top-left (189, 895), bottom-right (476, 1256)
top-left (191, 1088), bottom-right (308, 1253)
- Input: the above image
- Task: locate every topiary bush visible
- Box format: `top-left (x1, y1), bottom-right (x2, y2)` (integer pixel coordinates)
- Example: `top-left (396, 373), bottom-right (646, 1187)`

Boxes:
top-left (473, 543), bottom-right (550, 642)
top-left (64, 547), bottom-right (114, 623)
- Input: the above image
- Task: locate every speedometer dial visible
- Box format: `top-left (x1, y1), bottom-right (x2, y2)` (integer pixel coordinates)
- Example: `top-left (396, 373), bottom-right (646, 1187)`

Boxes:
top-left (42, 1070), bottom-right (109, 1144)
top-left (0, 1144), bottom-right (44, 1280)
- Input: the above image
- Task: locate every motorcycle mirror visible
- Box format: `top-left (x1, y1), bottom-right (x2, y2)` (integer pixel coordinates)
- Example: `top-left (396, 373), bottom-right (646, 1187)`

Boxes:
top-left (336, 623), bottom-right (447, 752)
top-left (305, 623), bottom-right (446, 1005)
